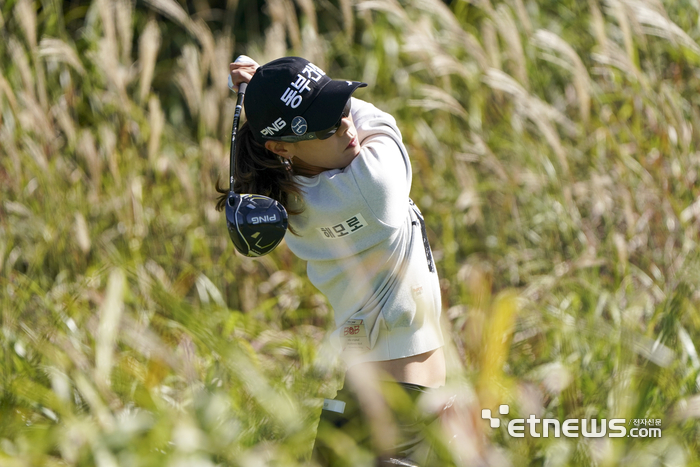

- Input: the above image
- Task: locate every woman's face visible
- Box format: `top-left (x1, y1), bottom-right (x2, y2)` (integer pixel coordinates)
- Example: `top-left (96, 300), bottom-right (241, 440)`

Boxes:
top-left (265, 114), bottom-right (361, 176)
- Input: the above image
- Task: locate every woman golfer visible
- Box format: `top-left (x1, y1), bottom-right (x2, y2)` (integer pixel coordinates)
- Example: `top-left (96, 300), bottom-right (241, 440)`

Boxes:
top-left (224, 56), bottom-right (447, 466)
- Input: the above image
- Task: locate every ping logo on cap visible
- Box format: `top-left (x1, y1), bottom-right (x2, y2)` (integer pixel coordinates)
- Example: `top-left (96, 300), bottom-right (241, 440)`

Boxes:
top-left (260, 117), bottom-right (286, 137)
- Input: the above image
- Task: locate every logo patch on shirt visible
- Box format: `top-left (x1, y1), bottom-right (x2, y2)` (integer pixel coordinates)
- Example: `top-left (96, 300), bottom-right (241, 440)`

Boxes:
top-left (340, 319), bottom-right (370, 351)
top-left (319, 213), bottom-right (367, 239)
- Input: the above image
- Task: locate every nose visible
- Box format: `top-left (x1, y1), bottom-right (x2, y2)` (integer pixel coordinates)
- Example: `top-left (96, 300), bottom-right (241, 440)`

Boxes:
top-left (337, 116), bottom-right (352, 136)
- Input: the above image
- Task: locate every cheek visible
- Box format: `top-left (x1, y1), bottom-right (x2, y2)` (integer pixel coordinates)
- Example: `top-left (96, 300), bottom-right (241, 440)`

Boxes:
top-left (300, 146), bottom-right (331, 166)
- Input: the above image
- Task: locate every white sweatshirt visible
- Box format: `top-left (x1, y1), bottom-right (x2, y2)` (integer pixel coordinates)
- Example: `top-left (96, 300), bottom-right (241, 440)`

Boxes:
top-left (285, 98), bottom-right (444, 365)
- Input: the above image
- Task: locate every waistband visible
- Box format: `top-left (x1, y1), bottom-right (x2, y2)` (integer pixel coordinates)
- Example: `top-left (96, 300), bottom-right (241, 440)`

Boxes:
top-left (322, 381), bottom-right (433, 414)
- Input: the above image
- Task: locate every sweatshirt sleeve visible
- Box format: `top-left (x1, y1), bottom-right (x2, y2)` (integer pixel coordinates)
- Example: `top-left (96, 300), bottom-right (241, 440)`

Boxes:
top-left (349, 99), bottom-right (412, 228)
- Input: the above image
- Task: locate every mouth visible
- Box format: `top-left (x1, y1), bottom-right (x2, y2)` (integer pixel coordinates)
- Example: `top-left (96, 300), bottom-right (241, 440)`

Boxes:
top-left (345, 135), bottom-right (358, 151)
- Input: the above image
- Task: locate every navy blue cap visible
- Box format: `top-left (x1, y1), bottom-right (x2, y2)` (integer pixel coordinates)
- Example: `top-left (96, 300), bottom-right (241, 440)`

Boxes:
top-left (244, 57), bottom-right (366, 143)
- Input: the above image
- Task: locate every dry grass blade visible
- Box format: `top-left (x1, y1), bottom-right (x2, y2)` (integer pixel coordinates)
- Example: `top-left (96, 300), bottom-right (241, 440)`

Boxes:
top-left (482, 19), bottom-right (501, 70)
top-left (484, 68), bottom-right (573, 173)
top-left (73, 373), bottom-right (116, 430)
top-left (678, 325), bottom-right (700, 370)
top-left (227, 350), bottom-right (302, 432)
top-left (130, 177), bottom-right (146, 237)
top-left (9, 37), bottom-right (35, 101)
top-left (17, 92), bottom-right (54, 147)
top-left (52, 96), bottom-right (77, 145)
top-left (90, 32), bottom-right (130, 104)
top-left (493, 4), bottom-right (529, 89)
top-left (408, 85), bottom-right (468, 118)
top-left (533, 120), bottom-right (569, 175)
top-left (478, 292), bottom-right (519, 406)
top-left (296, 0), bottom-right (318, 34)
top-left (591, 40), bottom-right (640, 78)
top-left (414, 0), bottom-right (465, 32)
top-left (77, 130), bottom-right (103, 189)
top-left (0, 73), bottom-right (19, 114)
top-left (148, 96), bottom-right (164, 162)
top-left (21, 134), bottom-right (49, 171)
top-left (453, 168), bottom-right (482, 222)
top-left (630, 333), bottom-right (675, 367)
top-left (14, 0), bottom-right (37, 51)
top-left (356, 0), bottom-right (409, 22)
top-left (195, 273), bottom-right (226, 307)
top-left (211, 35), bottom-right (233, 100)
top-left (338, 0), bottom-right (355, 37)
top-left (466, 133), bottom-right (510, 182)
top-left (97, 0), bottom-right (118, 65)
top-left (606, 0), bottom-right (636, 64)
top-left (588, 0), bottom-right (608, 48)
top-left (268, 0), bottom-right (301, 52)
top-left (263, 20), bottom-right (287, 60)
top-left (623, 0), bottom-right (700, 56)
top-left (0, 233), bottom-right (5, 275)
top-left (38, 38), bottom-right (86, 75)
top-left (485, 68), bottom-right (577, 133)
top-left (658, 84), bottom-right (686, 138)
top-left (300, 16), bottom-right (325, 65)
top-left (138, 19), bottom-right (161, 102)
top-left (175, 45), bottom-right (202, 117)
top-left (143, 0), bottom-right (217, 71)
top-left (403, 0), bottom-right (490, 71)
top-left (1, 130), bottom-right (21, 194)
top-left (200, 89), bottom-right (220, 135)
top-left (95, 268), bottom-right (125, 388)
top-left (527, 361), bottom-right (573, 395)
top-left (672, 395), bottom-right (700, 423)
top-left (3, 200), bottom-right (32, 217)
top-left (533, 29), bottom-right (592, 123)
top-left (144, 0), bottom-right (196, 34)
top-left (190, 18), bottom-right (217, 84)
top-left (462, 30), bottom-right (492, 72)
top-left (509, 0), bottom-right (532, 34)
top-left (100, 124), bottom-right (120, 183)
top-left (403, 20), bottom-right (480, 80)
top-left (115, 0), bottom-right (134, 64)
top-left (73, 212), bottom-right (92, 254)
top-left (172, 158), bottom-right (196, 202)
top-left (118, 315), bottom-right (181, 370)
top-left (680, 197), bottom-right (700, 224)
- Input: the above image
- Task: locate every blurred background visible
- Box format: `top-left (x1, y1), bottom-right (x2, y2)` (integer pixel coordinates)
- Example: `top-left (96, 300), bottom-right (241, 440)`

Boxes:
top-left (1, 0), bottom-right (700, 465)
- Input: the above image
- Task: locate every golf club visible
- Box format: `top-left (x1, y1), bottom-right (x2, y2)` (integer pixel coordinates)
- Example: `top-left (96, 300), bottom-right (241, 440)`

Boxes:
top-left (225, 58), bottom-right (288, 257)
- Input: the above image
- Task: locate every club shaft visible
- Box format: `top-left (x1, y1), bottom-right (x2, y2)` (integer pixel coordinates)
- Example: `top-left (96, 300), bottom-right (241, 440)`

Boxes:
top-left (229, 82), bottom-right (247, 191)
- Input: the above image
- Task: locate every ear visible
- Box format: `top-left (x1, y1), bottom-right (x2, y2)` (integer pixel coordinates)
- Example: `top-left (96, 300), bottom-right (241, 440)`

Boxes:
top-left (264, 140), bottom-right (293, 159)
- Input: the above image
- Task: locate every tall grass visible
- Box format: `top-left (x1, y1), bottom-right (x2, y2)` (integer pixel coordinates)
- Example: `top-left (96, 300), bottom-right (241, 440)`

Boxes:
top-left (1, 0), bottom-right (700, 465)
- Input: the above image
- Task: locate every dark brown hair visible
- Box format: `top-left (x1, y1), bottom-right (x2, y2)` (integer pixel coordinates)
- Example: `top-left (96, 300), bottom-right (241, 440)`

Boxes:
top-left (215, 122), bottom-right (304, 231)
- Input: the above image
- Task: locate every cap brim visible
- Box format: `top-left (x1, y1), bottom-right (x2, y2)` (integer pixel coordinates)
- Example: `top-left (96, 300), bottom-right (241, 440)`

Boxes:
top-left (303, 80), bottom-right (367, 132)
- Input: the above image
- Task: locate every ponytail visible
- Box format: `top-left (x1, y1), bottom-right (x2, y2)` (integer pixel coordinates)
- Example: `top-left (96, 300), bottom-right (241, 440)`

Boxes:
top-left (215, 122), bottom-right (304, 232)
